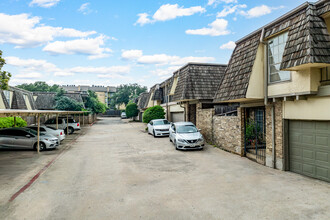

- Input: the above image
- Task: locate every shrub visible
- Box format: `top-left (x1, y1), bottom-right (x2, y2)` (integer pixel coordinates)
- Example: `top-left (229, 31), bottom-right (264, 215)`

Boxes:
top-left (0, 117), bottom-right (27, 128)
top-left (55, 96), bottom-right (84, 111)
top-left (125, 103), bottom-right (139, 118)
top-left (143, 105), bottom-right (165, 123)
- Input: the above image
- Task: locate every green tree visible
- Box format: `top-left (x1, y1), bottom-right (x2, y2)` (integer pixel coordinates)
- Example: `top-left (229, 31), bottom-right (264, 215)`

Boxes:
top-left (125, 103), bottom-right (139, 118)
top-left (0, 50), bottom-right (12, 90)
top-left (111, 83), bottom-right (147, 108)
top-left (0, 117), bottom-right (27, 128)
top-left (17, 81), bottom-right (64, 93)
top-left (55, 96), bottom-right (83, 111)
top-left (83, 90), bottom-right (107, 114)
top-left (143, 105), bottom-right (165, 123)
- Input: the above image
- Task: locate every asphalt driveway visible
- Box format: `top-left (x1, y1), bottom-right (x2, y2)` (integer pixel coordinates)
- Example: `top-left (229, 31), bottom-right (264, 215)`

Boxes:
top-left (1, 117), bottom-right (329, 220)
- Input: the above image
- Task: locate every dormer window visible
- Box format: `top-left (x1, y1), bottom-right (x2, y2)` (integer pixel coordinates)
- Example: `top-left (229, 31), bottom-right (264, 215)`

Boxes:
top-left (268, 32), bottom-right (290, 83)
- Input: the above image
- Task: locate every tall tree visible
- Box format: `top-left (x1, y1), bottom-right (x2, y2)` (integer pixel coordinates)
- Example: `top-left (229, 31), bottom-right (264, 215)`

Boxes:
top-left (0, 50), bottom-right (12, 90)
top-left (111, 83), bottom-right (147, 107)
top-left (17, 81), bottom-right (64, 93)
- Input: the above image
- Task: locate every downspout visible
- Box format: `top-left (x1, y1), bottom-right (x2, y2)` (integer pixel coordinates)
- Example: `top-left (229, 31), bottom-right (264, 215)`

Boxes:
top-left (260, 28), bottom-right (275, 168)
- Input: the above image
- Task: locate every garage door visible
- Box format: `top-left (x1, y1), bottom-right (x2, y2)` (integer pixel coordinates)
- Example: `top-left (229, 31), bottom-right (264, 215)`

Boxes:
top-left (171, 112), bottom-right (184, 123)
top-left (289, 120), bottom-right (330, 182)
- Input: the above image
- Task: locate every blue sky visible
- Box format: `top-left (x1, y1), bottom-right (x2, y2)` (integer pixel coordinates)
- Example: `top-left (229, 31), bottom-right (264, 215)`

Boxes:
top-left (0, 0), bottom-right (308, 89)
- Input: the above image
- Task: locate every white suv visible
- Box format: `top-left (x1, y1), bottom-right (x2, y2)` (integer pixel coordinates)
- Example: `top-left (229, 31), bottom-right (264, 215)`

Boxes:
top-left (45, 118), bottom-right (80, 134)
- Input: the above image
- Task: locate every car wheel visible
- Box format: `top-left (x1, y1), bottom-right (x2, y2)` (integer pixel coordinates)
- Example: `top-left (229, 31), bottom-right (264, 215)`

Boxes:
top-left (68, 127), bottom-right (74, 134)
top-left (153, 130), bottom-right (157, 138)
top-left (34, 142), bottom-right (46, 151)
top-left (174, 140), bottom-right (179, 150)
top-left (169, 137), bottom-right (172, 142)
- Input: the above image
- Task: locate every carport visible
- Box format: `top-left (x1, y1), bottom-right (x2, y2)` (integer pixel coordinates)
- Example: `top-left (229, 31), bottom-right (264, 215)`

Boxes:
top-left (0, 110), bottom-right (87, 153)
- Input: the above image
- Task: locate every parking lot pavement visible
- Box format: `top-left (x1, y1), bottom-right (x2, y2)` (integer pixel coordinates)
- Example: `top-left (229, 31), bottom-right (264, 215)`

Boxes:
top-left (1, 117), bottom-right (330, 220)
top-left (0, 126), bottom-right (87, 207)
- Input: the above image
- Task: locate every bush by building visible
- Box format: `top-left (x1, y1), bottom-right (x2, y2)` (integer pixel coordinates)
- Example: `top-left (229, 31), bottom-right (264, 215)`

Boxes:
top-left (125, 103), bottom-right (139, 118)
top-left (0, 117), bottom-right (27, 128)
top-left (142, 105), bottom-right (165, 123)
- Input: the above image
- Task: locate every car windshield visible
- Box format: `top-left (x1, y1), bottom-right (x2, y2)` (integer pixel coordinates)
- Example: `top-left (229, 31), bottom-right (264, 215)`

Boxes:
top-left (176, 125), bottom-right (198, 133)
top-left (26, 128), bottom-right (45, 136)
top-left (153, 120), bottom-right (170, 125)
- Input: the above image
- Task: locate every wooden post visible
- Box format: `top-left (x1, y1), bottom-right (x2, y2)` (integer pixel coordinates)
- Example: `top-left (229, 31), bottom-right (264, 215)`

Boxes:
top-left (79, 113), bottom-right (81, 125)
top-left (37, 114), bottom-right (40, 153)
top-left (66, 113), bottom-right (69, 135)
top-left (56, 114), bottom-right (59, 130)
top-left (83, 113), bottom-right (85, 126)
top-left (14, 116), bottom-right (16, 127)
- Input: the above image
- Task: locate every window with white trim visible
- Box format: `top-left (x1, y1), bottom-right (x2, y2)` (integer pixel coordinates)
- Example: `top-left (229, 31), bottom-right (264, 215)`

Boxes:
top-left (268, 32), bottom-right (290, 83)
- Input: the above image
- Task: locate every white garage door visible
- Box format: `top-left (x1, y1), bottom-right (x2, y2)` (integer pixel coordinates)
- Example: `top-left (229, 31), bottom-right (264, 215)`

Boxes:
top-left (171, 112), bottom-right (184, 123)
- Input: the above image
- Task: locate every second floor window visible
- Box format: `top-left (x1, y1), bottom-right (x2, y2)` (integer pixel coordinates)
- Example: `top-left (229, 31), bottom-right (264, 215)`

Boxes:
top-left (321, 67), bottom-right (330, 83)
top-left (268, 32), bottom-right (290, 83)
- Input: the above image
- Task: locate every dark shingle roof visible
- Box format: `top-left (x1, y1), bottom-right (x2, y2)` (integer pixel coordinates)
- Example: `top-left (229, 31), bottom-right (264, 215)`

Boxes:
top-left (214, 33), bottom-right (261, 102)
top-left (9, 86), bottom-right (36, 110)
top-left (280, 4), bottom-right (330, 70)
top-left (137, 92), bottom-right (149, 110)
top-left (34, 92), bottom-right (56, 110)
top-left (172, 63), bottom-right (227, 101)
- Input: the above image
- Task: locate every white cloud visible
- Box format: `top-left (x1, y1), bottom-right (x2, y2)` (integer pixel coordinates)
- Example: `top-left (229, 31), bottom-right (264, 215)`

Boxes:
top-left (208, 0), bottom-right (237, 6)
top-left (0, 13), bottom-right (96, 48)
top-left (135, 4), bottom-right (205, 26)
top-left (16, 72), bottom-right (43, 79)
top-left (217, 4), bottom-right (247, 17)
top-left (69, 66), bottom-right (130, 75)
top-left (29, 0), bottom-right (60, 8)
top-left (239, 5), bottom-right (283, 18)
top-left (121, 50), bottom-right (143, 60)
top-left (54, 71), bottom-right (75, 76)
top-left (220, 41), bottom-right (236, 50)
top-left (5, 56), bottom-right (58, 72)
top-left (121, 50), bottom-right (215, 66)
top-left (78, 3), bottom-right (95, 15)
top-left (43, 35), bottom-right (112, 59)
top-left (185, 19), bottom-right (230, 36)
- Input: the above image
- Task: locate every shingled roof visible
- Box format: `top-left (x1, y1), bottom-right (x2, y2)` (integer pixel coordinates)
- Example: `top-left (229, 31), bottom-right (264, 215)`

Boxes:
top-left (9, 86), bottom-right (37, 110)
top-left (34, 92), bottom-right (56, 110)
top-left (214, 1), bottom-right (330, 102)
top-left (280, 4), bottom-right (330, 70)
top-left (137, 92), bottom-right (149, 110)
top-left (172, 63), bottom-right (227, 102)
top-left (214, 33), bottom-right (261, 102)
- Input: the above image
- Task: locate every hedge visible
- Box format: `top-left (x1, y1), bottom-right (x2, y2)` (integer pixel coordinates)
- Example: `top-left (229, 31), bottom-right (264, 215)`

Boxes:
top-left (125, 103), bottom-right (139, 118)
top-left (0, 117), bottom-right (27, 128)
top-left (143, 105), bottom-right (165, 123)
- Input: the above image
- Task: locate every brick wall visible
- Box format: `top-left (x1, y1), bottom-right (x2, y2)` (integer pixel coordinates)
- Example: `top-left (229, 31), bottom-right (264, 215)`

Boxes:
top-left (196, 103), bottom-right (214, 143)
top-left (265, 102), bottom-right (284, 169)
top-left (196, 103), bottom-right (243, 155)
top-left (213, 110), bottom-right (243, 155)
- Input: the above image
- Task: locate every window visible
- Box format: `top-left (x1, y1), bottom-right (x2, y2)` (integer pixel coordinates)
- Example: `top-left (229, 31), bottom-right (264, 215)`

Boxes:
top-left (321, 67), bottom-right (330, 82)
top-left (268, 32), bottom-right (290, 83)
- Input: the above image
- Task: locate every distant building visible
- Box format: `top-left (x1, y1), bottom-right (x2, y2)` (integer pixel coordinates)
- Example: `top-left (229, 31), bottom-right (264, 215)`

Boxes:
top-left (61, 85), bottom-right (116, 107)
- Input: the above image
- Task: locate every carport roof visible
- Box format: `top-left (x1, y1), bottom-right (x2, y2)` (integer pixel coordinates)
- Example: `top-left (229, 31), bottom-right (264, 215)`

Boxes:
top-left (0, 110), bottom-right (87, 117)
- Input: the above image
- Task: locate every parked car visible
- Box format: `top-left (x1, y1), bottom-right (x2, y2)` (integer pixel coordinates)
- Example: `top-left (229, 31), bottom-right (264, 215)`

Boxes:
top-left (27, 125), bottom-right (66, 142)
top-left (147, 119), bottom-right (171, 137)
top-left (44, 117), bottom-right (80, 134)
top-left (169, 122), bottom-right (204, 150)
top-left (121, 112), bottom-right (127, 119)
top-left (0, 127), bottom-right (59, 151)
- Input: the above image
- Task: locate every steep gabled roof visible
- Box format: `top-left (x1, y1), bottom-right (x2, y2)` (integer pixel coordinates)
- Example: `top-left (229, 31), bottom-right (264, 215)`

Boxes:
top-left (280, 4), bottom-right (330, 69)
top-left (213, 33), bottom-right (261, 102)
top-left (172, 63), bottom-right (227, 101)
top-left (137, 92), bottom-right (149, 110)
top-left (34, 92), bottom-right (56, 110)
top-left (9, 86), bottom-right (37, 110)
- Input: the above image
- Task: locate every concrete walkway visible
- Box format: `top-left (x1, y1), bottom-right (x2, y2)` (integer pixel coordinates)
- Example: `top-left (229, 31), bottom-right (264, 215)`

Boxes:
top-left (1, 117), bottom-right (330, 220)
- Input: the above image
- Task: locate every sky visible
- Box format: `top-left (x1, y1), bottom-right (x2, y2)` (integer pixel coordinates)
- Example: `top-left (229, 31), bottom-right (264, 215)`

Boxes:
top-left (0, 0), bottom-right (309, 89)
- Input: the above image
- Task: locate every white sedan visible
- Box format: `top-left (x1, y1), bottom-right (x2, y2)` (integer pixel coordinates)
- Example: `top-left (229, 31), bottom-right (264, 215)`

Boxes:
top-left (27, 125), bottom-right (66, 142)
top-left (147, 119), bottom-right (171, 137)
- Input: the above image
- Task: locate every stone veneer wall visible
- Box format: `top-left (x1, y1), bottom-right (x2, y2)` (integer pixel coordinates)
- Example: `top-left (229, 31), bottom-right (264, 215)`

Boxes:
top-left (196, 103), bottom-right (214, 143)
top-left (265, 102), bottom-right (284, 170)
top-left (213, 108), bottom-right (243, 155)
top-left (196, 103), bottom-right (243, 155)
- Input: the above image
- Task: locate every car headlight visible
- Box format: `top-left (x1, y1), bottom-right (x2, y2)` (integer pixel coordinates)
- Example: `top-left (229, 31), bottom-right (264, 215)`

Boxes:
top-left (197, 138), bottom-right (204, 142)
top-left (177, 139), bottom-right (186, 143)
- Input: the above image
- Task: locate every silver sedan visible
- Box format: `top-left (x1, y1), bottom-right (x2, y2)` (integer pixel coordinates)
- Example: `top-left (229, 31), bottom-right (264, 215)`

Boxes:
top-left (169, 122), bottom-right (204, 150)
top-left (0, 128), bottom-right (59, 151)
top-left (147, 119), bottom-right (171, 137)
